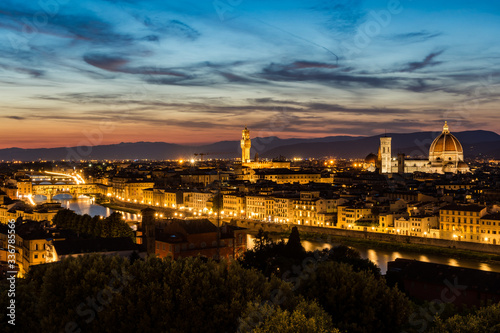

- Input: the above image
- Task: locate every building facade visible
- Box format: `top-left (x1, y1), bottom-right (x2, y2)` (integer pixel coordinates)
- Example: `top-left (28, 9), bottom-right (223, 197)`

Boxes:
top-left (376, 122), bottom-right (469, 174)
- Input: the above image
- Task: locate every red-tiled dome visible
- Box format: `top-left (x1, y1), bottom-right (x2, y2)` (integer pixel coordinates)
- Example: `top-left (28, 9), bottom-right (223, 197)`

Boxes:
top-left (365, 153), bottom-right (378, 163)
top-left (429, 122), bottom-right (463, 154)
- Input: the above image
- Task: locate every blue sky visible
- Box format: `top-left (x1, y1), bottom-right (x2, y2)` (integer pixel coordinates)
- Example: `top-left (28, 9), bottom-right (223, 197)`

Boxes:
top-left (1, 0), bottom-right (499, 148)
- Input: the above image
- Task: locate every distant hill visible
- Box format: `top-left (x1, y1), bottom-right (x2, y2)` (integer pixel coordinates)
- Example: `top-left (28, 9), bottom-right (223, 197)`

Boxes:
top-left (0, 131), bottom-right (498, 161)
top-left (260, 130), bottom-right (500, 159)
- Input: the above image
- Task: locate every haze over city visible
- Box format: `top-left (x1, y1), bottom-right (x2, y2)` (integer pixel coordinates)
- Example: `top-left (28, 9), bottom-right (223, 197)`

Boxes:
top-left (1, 0), bottom-right (499, 149)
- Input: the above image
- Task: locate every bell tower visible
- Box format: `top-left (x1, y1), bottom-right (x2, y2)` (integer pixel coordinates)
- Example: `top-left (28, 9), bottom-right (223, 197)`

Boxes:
top-left (380, 136), bottom-right (392, 174)
top-left (241, 126), bottom-right (251, 163)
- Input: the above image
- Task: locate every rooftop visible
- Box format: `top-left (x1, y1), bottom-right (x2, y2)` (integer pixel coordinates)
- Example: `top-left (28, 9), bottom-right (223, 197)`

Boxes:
top-left (440, 204), bottom-right (486, 212)
top-left (53, 237), bottom-right (137, 255)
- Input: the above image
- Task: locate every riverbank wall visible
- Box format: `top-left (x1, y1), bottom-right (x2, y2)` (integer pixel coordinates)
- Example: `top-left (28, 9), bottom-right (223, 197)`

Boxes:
top-left (233, 220), bottom-right (500, 255)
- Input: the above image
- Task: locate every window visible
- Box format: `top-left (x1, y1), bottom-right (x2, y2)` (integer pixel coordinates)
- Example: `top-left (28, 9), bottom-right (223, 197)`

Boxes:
top-left (34, 254), bottom-right (38, 259)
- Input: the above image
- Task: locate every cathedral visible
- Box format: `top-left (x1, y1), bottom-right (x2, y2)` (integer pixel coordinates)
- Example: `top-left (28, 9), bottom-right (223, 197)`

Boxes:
top-left (365, 122), bottom-right (470, 174)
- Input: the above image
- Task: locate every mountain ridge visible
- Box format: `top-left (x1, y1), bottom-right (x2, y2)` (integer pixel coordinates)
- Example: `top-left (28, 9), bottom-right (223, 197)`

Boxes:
top-left (1, 130), bottom-right (499, 161)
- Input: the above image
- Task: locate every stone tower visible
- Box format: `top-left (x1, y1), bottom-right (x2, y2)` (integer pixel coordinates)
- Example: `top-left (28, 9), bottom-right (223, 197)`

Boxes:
top-left (241, 126), bottom-right (251, 163)
top-left (380, 136), bottom-right (392, 174)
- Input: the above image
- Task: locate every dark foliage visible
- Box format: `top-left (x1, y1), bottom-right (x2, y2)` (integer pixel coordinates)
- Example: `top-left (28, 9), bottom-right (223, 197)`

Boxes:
top-left (52, 209), bottom-right (134, 239)
top-left (240, 229), bottom-right (379, 278)
top-left (0, 255), bottom-right (296, 333)
top-left (297, 261), bottom-right (411, 333)
top-left (284, 226), bottom-right (305, 258)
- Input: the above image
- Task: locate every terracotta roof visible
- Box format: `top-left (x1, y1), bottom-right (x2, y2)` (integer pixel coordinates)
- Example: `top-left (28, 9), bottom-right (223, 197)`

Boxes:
top-left (167, 219), bottom-right (218, 234)
top-left (440, 204), bottom-right (485, 212)
top-left (53, 237), bottom-right (137, 255)
top-left (430, 132), bottom-right (463, 153)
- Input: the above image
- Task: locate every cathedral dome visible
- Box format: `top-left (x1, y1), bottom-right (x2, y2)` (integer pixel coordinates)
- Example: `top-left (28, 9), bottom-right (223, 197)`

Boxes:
top-left (365, 153), bottom-right (378, 164)
top-left (429, 121), bottom-right (463, 155)
top-left (428, 121), bottom-right (467, 173)
top-left (429, 122), bottom-right (464, 159)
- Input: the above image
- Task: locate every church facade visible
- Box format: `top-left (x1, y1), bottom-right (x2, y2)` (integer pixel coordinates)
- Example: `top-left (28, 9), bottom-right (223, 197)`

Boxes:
top-left (366, 122), bottom-right (470, 174)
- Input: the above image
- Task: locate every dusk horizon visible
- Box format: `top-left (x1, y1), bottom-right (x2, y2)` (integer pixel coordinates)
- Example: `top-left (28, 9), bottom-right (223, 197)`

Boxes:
top-left (1, 125), bottom-right (500, 150)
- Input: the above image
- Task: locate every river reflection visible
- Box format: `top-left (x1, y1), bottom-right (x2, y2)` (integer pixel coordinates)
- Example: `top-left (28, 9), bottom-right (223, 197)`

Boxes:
top-left (35, 195), bottom-right (140, 221)
top-left (247, 234), bottom-right (500, 275)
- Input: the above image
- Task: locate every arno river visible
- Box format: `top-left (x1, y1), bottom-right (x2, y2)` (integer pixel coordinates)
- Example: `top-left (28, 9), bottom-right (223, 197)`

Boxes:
top-left (247, 234), bottom-right (500, 274)
top-left (47, 196), bottom-right (500, 275)
top-left (42, 195), bottom-right (140, 221)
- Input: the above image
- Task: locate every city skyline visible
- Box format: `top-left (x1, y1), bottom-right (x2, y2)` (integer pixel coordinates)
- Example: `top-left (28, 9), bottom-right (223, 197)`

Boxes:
top-left (1, 0), bottom-right (500, 149)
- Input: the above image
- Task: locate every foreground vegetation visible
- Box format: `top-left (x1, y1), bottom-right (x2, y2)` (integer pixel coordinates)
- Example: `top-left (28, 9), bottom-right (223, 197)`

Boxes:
top-left (1, 228), bottom-right (498, 332)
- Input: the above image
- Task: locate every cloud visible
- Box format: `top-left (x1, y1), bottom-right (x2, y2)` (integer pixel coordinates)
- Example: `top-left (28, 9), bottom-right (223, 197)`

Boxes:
top-left (290, 61), bottom-right (339, 69)
top-left (311, 0), bottom-right (366, 34)
top-left (400, 50), bottom-right (444, 72)
top-left (0, 64), bottom-right (44, 77)
top-left (390, 30), bottom-right (442, 43)
top-left (83, 53), bottom-right (187, 77)
top-left (218, 72), bottom-right (263, 84)
top-left (83, 54), bottom-right (129, 72)
top-left (259, 61), bottom-right (396, 89)
top-left (4, 115), bottom-right (25, 120)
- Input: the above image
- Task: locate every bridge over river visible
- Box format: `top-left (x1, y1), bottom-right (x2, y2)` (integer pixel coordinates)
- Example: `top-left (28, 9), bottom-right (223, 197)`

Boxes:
top-left (18, 171), bottom-right (98, 202)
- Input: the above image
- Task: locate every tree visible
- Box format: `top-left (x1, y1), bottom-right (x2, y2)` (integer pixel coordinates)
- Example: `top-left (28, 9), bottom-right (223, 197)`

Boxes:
top-left (254, 228), bottom-right (274, 251)
top-left (320, 245), bottom-right (381, 277)
top-left (283, 226), bottom-right (305, 258)
top-left (239, 299), bottom-right (340, 333)
top-left (297, 261), bottom-right (411, 333)
top-left (0, 255), bottom-right (295, 333)
top-left (212, 193), bottom-right (223, 212)
top-left (430, 303), bottom-right (500, 333)
top-left (241, 233), bottom-right (380, 279)
top-left (51, 210), bottom-right (133, 239)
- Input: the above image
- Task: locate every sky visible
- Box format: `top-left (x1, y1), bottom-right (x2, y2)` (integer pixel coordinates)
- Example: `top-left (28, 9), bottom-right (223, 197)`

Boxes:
top-left (0, 0), bottom-right (499, 149)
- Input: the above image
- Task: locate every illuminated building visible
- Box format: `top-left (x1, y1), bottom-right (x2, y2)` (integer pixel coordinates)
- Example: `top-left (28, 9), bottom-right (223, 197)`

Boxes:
top-left (337, 205), bottom-right (377, 229)
top-left (273, 196), bottom-right (293, 224)
top-left (183, 191), bottom-right (214, 212)
top-left (222, 194), bottom-right (245, 218)
top-left (245, 195), bottom-right (267, 220)
top-left (143, 188), bottom-right (181, 207)
top-left (111, 178), bottom-right (155, 202)
top-left (255, 169), bottom-right (321, 184)
top-left (0, 202), bottom-right (62, 224)
top-left (439, 204), bottom-right (487, 242)
top-left (241, 126), bottom-right (251, 163)
top-left (376, 122), bottom-right (470, 174)
top-left (238, 126), bottom-right (291, 170)
top-left (0, 221), bottom-right (65, 277)
top-left (480, 213), bottom-right (500, 245)
top-left (291, 192), bottom-right (337, 227)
